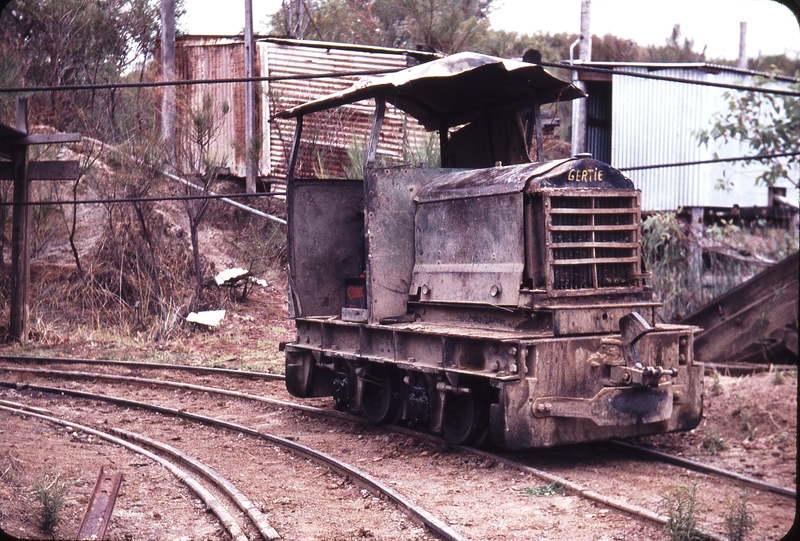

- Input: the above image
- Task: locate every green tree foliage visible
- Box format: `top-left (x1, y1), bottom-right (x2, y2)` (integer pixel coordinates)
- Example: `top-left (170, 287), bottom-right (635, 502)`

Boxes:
top-left (270, 0), bottom-right (495, 54)
top-left (0, 0), bottom-right (161, 138)
top-left (698, 75), bottom-right (799, 189)
top-left (592, 25), bottom-right (707, 63)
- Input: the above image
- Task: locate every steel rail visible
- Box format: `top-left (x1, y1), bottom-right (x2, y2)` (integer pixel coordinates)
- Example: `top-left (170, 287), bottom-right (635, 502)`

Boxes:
top-left (0, 366), bottom-right (797, 510)
top-left (107, 426), bottom-right (280, 541)
top-left (5, 363), bottom-right (794, 501)
top-left (1, 375), bottom-right (723, 540)
top-left (0, 381), bottom-right (471, 541)
top-left (608, 439), bottom-right (796, 498)
top-left (0, 403), bottom-right (251, 541)
top-left (0, 366), bottom-right (315, 413)
top-left (464, 447), bottom-right (725, 541)
top-left (0, 354), bottom-right (285, 381)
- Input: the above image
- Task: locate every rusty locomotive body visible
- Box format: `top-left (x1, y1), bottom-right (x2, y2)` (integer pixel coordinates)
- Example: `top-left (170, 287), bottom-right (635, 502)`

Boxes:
top-left (277, 53), bottom-right (703, 449)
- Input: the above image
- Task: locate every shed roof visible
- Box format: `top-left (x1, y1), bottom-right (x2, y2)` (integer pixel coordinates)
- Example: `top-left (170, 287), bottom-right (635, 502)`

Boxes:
top-left (276, 52), bottom-right (585, 131)
top-left (572, 61), bottom-right (800, 84)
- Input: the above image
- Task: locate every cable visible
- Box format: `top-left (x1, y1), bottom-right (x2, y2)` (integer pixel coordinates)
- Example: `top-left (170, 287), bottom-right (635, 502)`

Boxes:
top-left (0, 61), bottom-right (797, 97)
top-left (617, 151), bottom-right (800, 172)
top-left (0, 190), bottom-right (280, 207)
top-left (2, 149), bottom-right (797, 209)
top-left (0, 68), bottom-right (398, 94)
top-left (541, 61), bottom-right (800, 97)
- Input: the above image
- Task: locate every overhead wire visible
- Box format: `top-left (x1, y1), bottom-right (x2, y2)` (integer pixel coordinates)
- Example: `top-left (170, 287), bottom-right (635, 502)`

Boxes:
top-left (1, 149), bottom-right (796, 208)
top-left (0, 57), bottom-right (796, 202)
top-left (0, 61), bottom-right (797, 96)
top-left (540, 61), bottom-right (800, 97)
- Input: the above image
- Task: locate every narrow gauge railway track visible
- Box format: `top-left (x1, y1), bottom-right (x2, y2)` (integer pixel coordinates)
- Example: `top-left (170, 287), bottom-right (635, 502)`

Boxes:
top-left (2, 359), bottom-right (795, 540)
top-left (0, 384), bottom-right (469, 541)
top-left (0, 400), bottom-right (278, 541)
top-left (0, 354), bottom-right (285, 381)
top-left (0, 359), bottom-right (794, 499)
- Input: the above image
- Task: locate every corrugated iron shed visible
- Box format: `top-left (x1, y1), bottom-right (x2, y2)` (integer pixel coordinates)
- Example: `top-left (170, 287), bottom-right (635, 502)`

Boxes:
top-left (174, 36), bottom-right (437, 181)
top-left (176, 36), bottom-right (251, 177)
top-left (574, 62), bottom-right (799, 211)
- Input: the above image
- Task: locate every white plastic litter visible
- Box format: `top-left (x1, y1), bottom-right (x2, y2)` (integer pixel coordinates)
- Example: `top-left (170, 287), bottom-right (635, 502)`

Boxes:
top-left (215, 267), bottom-right (249, 286)
top-left (186, 310), bottom-right (226, 327)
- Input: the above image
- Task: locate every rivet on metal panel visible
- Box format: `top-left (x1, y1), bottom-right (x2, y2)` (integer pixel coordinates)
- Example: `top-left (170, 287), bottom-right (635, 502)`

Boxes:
top-left (489, 284), bottom-right (501, 297)
top-left (508, 346), bottom-right (517, 356)
top-left (421, 284), bottom-right (430, 296)
top-left (509, 363), bottom-right (518, 373)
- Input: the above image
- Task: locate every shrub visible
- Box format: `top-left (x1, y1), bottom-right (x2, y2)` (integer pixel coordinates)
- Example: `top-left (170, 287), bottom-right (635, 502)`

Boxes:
top-left (31, 470), bottom-right (71, 534)
top-left (703, 432), bottom-right (729, 455)
top-left (660, 481), bottom-right (701, 541)
top-left (724, 491), bottom-right (754, 541)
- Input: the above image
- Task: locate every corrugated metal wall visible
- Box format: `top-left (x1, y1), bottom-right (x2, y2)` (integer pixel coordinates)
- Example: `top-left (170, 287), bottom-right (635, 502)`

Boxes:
top-left (585, 81), bottom-right (612, 163)
top-left (175, 37), bottom-right (430, 181)
top-left (261, 41), bottom-right (426, 180)
top-left (611, 67), bottom-right (798, 211)
top-left (176, 37), bottom-right (251, 177)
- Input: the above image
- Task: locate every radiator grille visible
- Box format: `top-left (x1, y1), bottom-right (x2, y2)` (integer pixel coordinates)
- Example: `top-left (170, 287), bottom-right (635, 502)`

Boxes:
top-left (545, 191), bottom-right (642, 295)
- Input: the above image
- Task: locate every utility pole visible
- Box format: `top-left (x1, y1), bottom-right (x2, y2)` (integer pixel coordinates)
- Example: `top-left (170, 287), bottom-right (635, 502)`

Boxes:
top-left (245, 0), bottom-right (257, 193)
top-left (579, 0), bottom-right (592, 63)
top-left (161, 0), bottom-right (176, 159)
top-left (571, 0), bottom-right (591, 155)
top-left (738, 22), bottom-right (748, 69)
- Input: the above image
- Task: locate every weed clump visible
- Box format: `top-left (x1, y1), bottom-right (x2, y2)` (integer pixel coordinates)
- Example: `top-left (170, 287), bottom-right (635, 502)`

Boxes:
top-left (522, 482), bottom-right (566, 497)
top-left (660, 481), bottom-right (701, 541)
top-left (724, 491), bottom-right (754, 541)
top-left (710, 370), bottom-right (724, 396)
top-left (32, 470), bottom-right (71, 534)
top-left (735, 396), bottom-right (758, 440)
top-left (703, 432), bottom-right (729, 455)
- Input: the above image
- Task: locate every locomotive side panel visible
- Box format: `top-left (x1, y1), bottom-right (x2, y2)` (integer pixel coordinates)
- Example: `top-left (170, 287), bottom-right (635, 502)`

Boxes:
top-left (411, 193), bottom-right (525, 306)
top-left (365, 167), bottom-right (450, 324)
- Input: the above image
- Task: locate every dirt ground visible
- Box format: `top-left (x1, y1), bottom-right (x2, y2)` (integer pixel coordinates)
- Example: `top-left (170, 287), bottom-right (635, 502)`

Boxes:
top-left (0, 282), bottom-right (796, 540)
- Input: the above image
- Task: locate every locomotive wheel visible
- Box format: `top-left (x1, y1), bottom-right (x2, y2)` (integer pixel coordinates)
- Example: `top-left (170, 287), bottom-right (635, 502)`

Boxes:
top-left (442, 391), bottom-right (488, 446)
top-left (360, 363), bottom-right (401, 424)
top-left (285, 350), bottom-right (315, 398)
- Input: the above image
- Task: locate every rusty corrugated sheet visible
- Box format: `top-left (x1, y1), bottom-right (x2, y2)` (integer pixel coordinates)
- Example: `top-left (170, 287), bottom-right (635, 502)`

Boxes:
top-left (174, 37), bottom-right (432, 182)
top-left (261, 40), bottom-right (430, 180)
top-left (176, 36), bottom-right (257, 178)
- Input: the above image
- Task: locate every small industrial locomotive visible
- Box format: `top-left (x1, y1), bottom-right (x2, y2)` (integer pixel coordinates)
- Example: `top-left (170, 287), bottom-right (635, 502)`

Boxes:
top-left (276, 52), bottom-right (703, 449)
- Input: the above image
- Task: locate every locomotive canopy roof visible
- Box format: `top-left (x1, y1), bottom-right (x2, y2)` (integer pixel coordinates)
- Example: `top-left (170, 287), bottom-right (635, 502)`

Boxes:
top-left (275, 52), bottom-right (585, 131)
top-left (414, 158), bottom-right (635, 203)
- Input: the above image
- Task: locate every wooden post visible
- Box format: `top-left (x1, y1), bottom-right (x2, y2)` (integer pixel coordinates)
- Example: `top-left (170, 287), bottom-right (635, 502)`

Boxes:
top-left (439, 121), bottom-right (449, 168)
top-left (244, 0), bottom-right (257, 193)
top-left (689, 206), bottom-right (705, 300)
top-left (9, 98), bottom-right (30, 341)
top-left (364, 97), bottom-right (385, 171)
top-left (161, 0), bottom-right (176, 158)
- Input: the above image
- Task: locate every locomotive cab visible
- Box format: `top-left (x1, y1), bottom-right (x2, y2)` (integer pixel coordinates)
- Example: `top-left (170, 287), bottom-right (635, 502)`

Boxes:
top-left (276, 52), bottom-right (703, 449)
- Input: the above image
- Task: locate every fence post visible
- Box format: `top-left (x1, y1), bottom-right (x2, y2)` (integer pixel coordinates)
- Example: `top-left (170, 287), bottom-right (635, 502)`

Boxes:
top-left (9, 97), bottom-right (30, 342)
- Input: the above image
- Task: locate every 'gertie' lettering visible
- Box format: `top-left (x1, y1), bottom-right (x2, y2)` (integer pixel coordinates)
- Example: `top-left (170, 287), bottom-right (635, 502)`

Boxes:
top-left (567, 168), bottom-right (604, 182)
